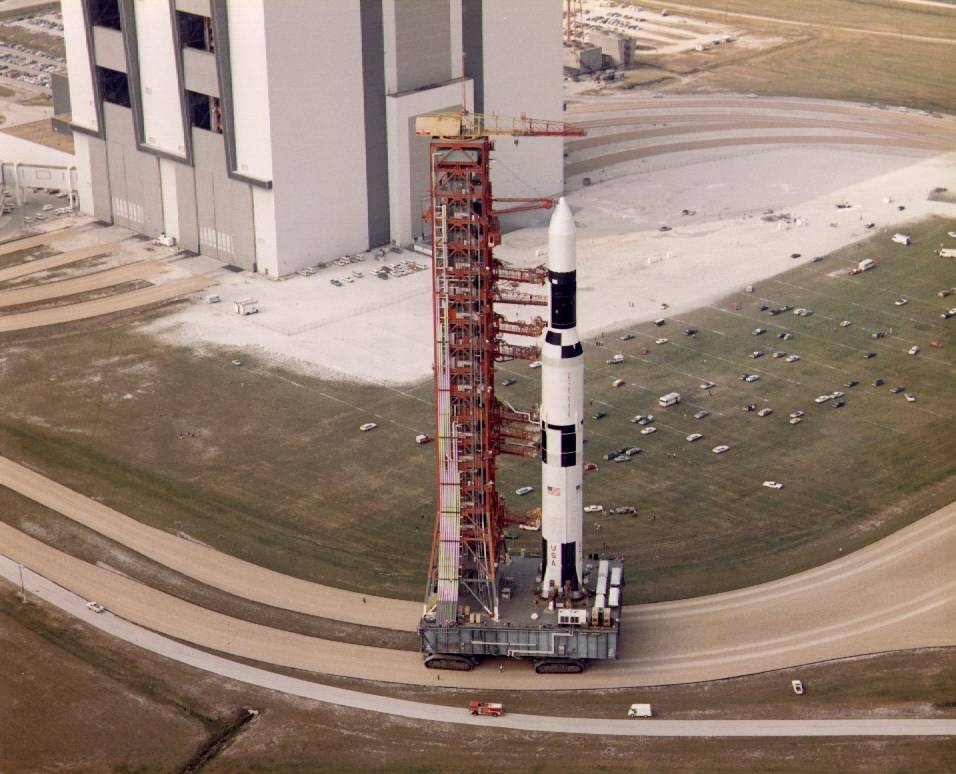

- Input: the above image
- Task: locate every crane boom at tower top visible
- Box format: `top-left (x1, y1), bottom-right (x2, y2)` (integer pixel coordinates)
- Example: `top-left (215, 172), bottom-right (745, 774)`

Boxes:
top-left (416, 111), bottom-right (586, 141)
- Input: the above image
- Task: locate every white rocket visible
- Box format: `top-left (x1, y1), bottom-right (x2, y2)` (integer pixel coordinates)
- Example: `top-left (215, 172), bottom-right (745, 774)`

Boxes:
top-left (540, 197), bottom-right (584, 597)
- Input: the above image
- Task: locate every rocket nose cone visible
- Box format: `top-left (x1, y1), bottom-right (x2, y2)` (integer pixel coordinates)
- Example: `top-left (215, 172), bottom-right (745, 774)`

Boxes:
top-left (548, 197), bottom-right (575, 238)
top-left (547, 197), bottom-right (576, 273)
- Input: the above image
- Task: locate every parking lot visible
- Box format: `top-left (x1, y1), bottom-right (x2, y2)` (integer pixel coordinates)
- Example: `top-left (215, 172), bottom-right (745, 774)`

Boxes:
top-left (496, 216), bottom-right (956, 599)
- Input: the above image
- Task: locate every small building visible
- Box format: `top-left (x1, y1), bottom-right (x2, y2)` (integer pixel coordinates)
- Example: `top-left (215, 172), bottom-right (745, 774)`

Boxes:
top-left (658, 392), bottom-right (681, 407)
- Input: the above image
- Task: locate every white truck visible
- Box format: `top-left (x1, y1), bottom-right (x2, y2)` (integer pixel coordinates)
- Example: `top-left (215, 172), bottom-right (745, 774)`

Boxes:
top-left (627, 703), bottom-right (653, 718)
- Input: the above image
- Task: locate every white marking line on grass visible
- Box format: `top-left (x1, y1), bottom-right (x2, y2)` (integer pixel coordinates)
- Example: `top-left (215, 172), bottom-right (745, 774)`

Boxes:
top-left (715, 302), bottom-right (953, 369)
top-left (749, 287), bottom-right (954, 368)
top-left (268, 372), bottom-right (428, 434)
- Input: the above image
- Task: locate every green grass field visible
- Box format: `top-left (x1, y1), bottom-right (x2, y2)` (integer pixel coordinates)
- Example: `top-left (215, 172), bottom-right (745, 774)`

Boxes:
top-left (1, 218), bottom-right (953, 604)
top-left (625, 0), bottom-right (956, 115)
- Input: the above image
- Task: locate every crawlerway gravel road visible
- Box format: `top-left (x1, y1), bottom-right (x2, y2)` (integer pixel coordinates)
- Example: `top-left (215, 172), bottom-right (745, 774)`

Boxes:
top-left (2, 556), bottom-right (954, 737)
top-left (0, 500), bottom-right (952, 690)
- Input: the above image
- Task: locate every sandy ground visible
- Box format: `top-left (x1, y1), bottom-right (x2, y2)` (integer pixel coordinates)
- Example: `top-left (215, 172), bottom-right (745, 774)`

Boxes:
top-left (144, 96), bottom-right (956, 385)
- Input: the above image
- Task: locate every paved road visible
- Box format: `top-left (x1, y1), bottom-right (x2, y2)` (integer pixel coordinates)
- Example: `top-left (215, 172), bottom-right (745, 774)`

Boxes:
top-left (0, 275), bottom-right (209, 333)
top-left (3, 556), bottom-right (953, 737)
top-left (0, 455), bottom-right (953, 684)
top-left (566, 135), bottom-right (949, 177)
top-left (635, 0), bottom-right (956, 45)
top-left (0, 456), bottom-right (421, 631)
top-left (1, 500), bottom-right (952, 690)
top-left (0, 260), bottom-right (165, 307)
top-left (0, 243), bottom-right (122, 284)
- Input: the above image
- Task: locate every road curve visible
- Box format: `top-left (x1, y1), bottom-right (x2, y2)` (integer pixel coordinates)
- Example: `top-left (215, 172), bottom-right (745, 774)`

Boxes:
top-left (0, 455), bottom-right (954, 670)
top-left (565, 135), bottom-right (950, 177)
top-left (0, 456), bottom-right (421, 631)
top-left (1, 505), bottom-right (953, 690)
top-left (2, 556), bottom-right (953, 737)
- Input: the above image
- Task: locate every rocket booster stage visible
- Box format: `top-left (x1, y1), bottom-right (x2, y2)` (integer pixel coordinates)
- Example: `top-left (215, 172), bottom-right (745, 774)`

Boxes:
top-left (540, 197), bottom-right (584, 597)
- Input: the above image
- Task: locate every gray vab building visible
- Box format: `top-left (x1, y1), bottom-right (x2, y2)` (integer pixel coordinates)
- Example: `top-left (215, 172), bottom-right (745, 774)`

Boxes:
top-left (62, 0), bottom-right (563, 277)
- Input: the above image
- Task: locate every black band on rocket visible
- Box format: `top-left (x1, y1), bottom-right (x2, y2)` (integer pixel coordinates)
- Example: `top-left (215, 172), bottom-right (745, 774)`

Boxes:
top-left (548, 270), bottom-right (576, 329)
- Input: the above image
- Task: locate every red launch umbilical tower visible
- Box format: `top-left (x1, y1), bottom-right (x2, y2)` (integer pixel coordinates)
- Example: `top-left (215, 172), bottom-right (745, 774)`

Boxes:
top-left (417, 113), bottom-right (585, 626)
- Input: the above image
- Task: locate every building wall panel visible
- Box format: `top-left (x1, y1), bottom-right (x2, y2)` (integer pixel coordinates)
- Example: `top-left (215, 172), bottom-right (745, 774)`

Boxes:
top-left (133, 0), bottom-right (187, 157)
top-left (92, 25), bottom-right (126, 73)
top-left (174, 160), bottom-right (199, 252)
top-left (183, 48), bottom-right (219, 98)
top-left (264, 1), bottom-right (368, 274)
top-left (224, 0), bottom-right (273, 181)
top-left (393, 0), bottom-right (451, 92)
top-left (62, 0), bottom-right (98, 131)
top-left (480, 0), bottom-right (563, 200)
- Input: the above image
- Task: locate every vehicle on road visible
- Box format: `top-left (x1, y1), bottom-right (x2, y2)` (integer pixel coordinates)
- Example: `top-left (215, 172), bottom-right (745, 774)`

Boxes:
top-left (791, 680), bottom-right (805, 695)
top-left (86, 602), bottom-right (105, 613)
top-left (469, 701), bottom-right (504, 717)
top-left (627, 703), bottom-right (653, 718)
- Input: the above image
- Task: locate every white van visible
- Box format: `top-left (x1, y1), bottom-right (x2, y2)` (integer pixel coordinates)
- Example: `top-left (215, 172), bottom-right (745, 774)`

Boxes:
top-left (658, 392), bottom-right (681, 407)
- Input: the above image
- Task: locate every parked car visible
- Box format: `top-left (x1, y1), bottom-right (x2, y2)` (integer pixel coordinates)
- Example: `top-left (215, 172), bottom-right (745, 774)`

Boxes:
top-left (86, 602), bottom-right (105, 613)
top-left (700, 381), bottom-right (715, 390)
top-left (772, 351), bottom-right (787, 358)
top-left (515, 486), bottom-right (534, 496)
top-left (789, 410), bottom-right (805, 419)
top-left (904, 393), bottom-right (917, 402)
top-left (415, 434), bottom-right (434, 445)
top-left (872, 378), bottom-right (884, 387)
top-left (712, 445), bottom-right (730, 454)
top-left (359, 422), bottom-right (378, 432)
top-left (846, 380), bottom-right (859, 388)
top-left (686, 433), bottom-right (703, 442)
top-left (908, 345), bottom-right (920, 356)
top-left (655, 337), bottom-right (669, 345)
top-left (757, 408), bottom-right (773, 417)
top-left (693, 410), bottom-right (710, 420)
top-left (500, 378), bottom-right (516, 387)
top-left (592, 410), bottom-right (607, 420)
top-left (752, 328), bottom-right (766, 336)
top-left (840, 320), bottom-right (852, 327)
top-left (743, 374), bottom-right (760, 383)
top-left (640, 426), bottom-right (657, 435)
top-left (529, 361), bottom-right (542, 369)
top-left (584, 505), bottom-right (604, 513)
top-left (750, 351), bottom-right (764, 359)
top-left (792, 680), bottom-right (805, 695)
top-left (890, 386), bottom-right (904, 394)
top-left (863, 351), bottom-right (876, 359)
top-left (785, 355), bottom-right (800, 363)
top-left (763, 481), bottom-right (784, 489)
